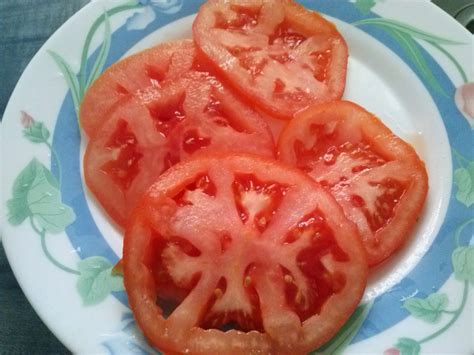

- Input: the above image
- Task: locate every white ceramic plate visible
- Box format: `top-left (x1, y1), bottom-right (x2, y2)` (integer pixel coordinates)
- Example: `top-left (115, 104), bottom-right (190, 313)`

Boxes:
top-left (1, 0), bottom-right (473, 353)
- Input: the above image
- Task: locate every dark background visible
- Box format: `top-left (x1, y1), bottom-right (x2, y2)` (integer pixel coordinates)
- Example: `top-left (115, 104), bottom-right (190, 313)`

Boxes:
top-left (0, 0), bottom-right (472, 353)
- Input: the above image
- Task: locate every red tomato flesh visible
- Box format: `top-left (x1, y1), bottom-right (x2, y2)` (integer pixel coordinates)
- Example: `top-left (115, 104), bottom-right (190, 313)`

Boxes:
top-left (193, 0), bottom-right (348, 119)
top-left (278, 101), bottom-right (429, 266)
top-left (83, 43), bottom-right (275, 227)
top-left (80, 40), bottom-right (196, 136)
top-left (124, 154), bottom-right (368, 354)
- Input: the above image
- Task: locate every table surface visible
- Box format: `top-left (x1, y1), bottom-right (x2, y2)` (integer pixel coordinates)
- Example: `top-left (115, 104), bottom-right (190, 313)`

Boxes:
top-left (0, 0), bottom-right (472, 354)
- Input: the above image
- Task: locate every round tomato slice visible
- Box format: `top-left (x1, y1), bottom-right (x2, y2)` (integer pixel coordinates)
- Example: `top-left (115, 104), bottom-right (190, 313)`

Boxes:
top-left (80, 40), bottom-right (196, 136)
top-left (278, 101), bottom-right (429, 266)
top-left (84, 73), bottom-right (275, 227)
top-left (193, 0), bottom-right (348, 120)
top-left (123, 154), bottom-right (367, 354)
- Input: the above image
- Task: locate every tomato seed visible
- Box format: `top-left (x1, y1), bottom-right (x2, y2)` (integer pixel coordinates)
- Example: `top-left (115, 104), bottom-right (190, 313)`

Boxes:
top-left (244, 276), bottom-right (252, 287)
top-left (214, 288), bottom-right (223, 299)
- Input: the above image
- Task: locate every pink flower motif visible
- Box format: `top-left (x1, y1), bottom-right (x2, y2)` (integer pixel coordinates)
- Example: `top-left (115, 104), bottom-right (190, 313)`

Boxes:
top-left (20, 110), bottom-right (34, 128)
top-left (384, 348), bottom-right (400, 355)
top-left (455, 82), bottom-right (474, 128)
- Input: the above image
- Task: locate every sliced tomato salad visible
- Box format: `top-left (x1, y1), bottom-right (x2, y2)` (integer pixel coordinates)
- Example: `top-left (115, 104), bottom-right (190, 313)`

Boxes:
top-left (193, 0), bottom-right (348, 119)
top-left (123, 154), bottom-right (367, 354)
top-left (278, 101), bottom-right (429, 266)
top-left (80, 40), bottom-right (196, 136)
top-left (84, 70), bottom-right (274, 227)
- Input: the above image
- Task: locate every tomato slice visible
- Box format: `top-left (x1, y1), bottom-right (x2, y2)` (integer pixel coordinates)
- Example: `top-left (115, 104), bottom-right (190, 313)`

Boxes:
top-left (278, 101), bottom-right (429, 266)
top-left (193, 0), bottom-right (348, 119)
top-left (80, 40), bottom-right (196, 136)
top-left (84, 71), bottom-right (275, 227)
top-left (123, 154), bottom-right (367, 354)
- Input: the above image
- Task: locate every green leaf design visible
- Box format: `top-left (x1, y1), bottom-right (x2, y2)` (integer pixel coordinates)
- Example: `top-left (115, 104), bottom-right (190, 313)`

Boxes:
top-left (426, 40), bottom-right (468, 84)
top-left (23, 121), bottom-right (50, 143)
top-left (48, 50), bottom-right (81, 112)
top-left (395, 338), bottom-right (421, 355)
top-left (353, 18), bottom-right (465, 45)
top-left (385, 28), bottom-right (446, 95)
top-left (355, 0), bottom-right (376, 15)
top-left (7, 159), bottom-right (51, 225)
top-left (27, 165), bottom-right (76, 233)
top-left (311, 302), bottom-right (373, 354)
top-left (403, 293), bottom-right (448, 323)
top-left (454, 163), bottom-right (474, 207)
top-left (452, 246), bottom-right (474, 284)
top-left (6, 158), bottom-right (75, 232)
top-left (7, 195), bottom-right (30, 225)
top-left (353, 18), bottom-right (468, 85)
top-left (84, 12), bottom-right (111, 91)
top-left (77, 256), bottom-right (125, 305)
top-left (78, 2), bottom-right (142, 94)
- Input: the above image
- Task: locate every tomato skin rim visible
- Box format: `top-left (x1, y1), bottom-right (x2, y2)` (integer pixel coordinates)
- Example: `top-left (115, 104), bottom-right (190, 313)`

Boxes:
top-left (192, 0), bottom-right (349, 120)
top-left (83, 140), bottom-right (129, 228)
top-left (123, 153), bottom-right (368, 354)
top-left (277, 100), bottom-right (429, 267)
